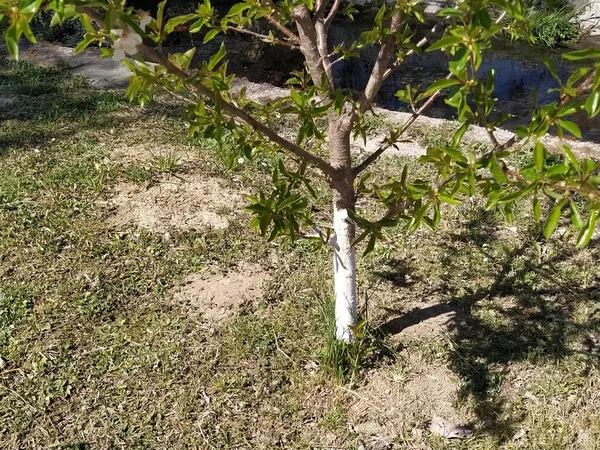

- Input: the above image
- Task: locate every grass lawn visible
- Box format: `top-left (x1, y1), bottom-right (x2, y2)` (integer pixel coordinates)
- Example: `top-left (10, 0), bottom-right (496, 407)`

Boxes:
top-left (1, 59), bottom-right (600, 449)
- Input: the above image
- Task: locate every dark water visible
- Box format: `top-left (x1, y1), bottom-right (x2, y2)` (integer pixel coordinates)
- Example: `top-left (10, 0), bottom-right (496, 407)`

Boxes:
top-left (330, 23), bottom-right (600, 141)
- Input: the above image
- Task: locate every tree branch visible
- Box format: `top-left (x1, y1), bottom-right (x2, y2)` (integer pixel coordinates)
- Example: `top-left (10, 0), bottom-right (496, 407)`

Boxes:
top-left (357, 10), bottom-right (403, 114)
top-left (77, 7), bottom-right (335, 178)
top-left (226, 25), bottom-right (299, 49)
top-left (265, 16), bottom-right (300, 44)
top-left (262, 0), bottom-right (301, 43)
top-left (503, 166), bottom-right (600, 196)
top-left (313, 0), bottom-right (331, 23)
top-left (292, 5), bottom-right (331, 89)
top-left (323, 0), bottom-right (341, 30)
top-left (314, 20), bottom-right (334, 85)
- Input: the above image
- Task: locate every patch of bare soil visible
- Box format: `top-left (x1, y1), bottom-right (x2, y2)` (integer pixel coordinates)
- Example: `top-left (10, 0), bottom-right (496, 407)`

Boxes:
top-left (108, 174), bottom-right (242, 232)
top-left (173, 264), bottom-right (268, 324)
top-left (349, 358), bottom-right (464, 446)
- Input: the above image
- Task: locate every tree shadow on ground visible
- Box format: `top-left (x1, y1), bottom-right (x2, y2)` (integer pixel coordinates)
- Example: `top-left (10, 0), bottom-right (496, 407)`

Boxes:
top-left (377, 207), bottom-right (600, 441)
top-left (0, 59), bottom-right (188, 156)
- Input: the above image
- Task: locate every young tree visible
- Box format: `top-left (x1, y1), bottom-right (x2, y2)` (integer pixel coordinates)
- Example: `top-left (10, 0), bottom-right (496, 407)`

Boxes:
top-left (3, 0), bottom-right (600, 342)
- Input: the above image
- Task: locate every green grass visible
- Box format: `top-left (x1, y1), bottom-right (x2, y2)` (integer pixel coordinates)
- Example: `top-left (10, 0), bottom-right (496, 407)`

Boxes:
top-left (524, 7), bottom-right (580, 48)
top-left (1, 60), bottom-right (600, 449)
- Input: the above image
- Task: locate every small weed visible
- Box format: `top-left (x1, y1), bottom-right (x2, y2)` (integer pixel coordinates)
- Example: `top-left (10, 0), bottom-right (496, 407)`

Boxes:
top-left (121, 164), bottom-right (154, 181)
top-left (150, 152), bottom-right (181, 173)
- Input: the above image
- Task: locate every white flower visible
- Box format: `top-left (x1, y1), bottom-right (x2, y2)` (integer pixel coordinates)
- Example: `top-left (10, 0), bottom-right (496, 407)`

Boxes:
top-left (138, 10), bottom-right (152, 31)
top-left (110, 28), bottom-right (142, 61)
top-left (237, 157), bottom-right (244, 164)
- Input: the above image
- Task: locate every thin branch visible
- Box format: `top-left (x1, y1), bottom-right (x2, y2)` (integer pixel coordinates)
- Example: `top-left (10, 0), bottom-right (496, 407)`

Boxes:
top-left (504, 166), bottom-right (600, 196)
top-left (323, 0), bottom-right (341, 30)
top-left (265, 16), bottom-right (300, 44)
top-left (77, 7), bottom-right (336, 178)
top-left (226, 25), bottom-right (300, 49)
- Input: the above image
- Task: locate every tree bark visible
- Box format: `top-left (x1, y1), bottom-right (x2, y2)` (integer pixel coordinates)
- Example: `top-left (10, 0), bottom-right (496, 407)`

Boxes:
top-left (328, 115), bottom-right (357, 342)
top-left (331, 188), bottom-right (357, 342)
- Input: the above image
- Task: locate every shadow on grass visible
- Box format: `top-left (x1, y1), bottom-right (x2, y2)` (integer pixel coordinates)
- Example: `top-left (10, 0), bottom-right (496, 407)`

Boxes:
top-left (0, 60), bottom-right (186, 156)
top-left (377, 207), bottom-right (600, 441)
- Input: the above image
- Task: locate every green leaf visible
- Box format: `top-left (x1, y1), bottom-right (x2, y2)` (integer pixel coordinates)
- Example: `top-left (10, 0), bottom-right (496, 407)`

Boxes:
top-left (50, 12), bottom-right (62, 27)
top-left (449, 47), bottom-right (469, 77)
top-left (543, 198), bottom-right (567, 241)
top-left (474, 8), bottom-right (492, 28)
top-left (5, 34), bottom-right (18, 60)
top-left (181, 47), bottom-right (196, 69)
top-left (543, 59), bottom-right (561, 85)
top-left (533, 196), bottom-right (541, 222)
top-left (74, 34), bottom-right (96, 53)
top-left (451, 121), bottom-right (468, 148)
top-left (438, 194), bottom-right (462, 205)
top-left (570, 200), bottom-right (585, 230)
top-left (227, 2), bottom-right (250, 16)
top-left (585, 91), bottom-right (600, 118)
top-left (156, 0), bottom-right (167, 30)
top-left (557, 120), bottom-right (582, 139)
top-left (259, 213), bottom-right (270, 236)
top-left (207, 43), bottom-right (226, 70)
top-left (203, 28), bottom-right (220, 43)
top-left (423, 78), bottom-right (461, 97)
top-left (432, 201), bottom-right (441, 228)
top-left (490, 153), bottom-right (508, 183)
top-left (499, 183), bottom-right (536, 203)
top-left (577, 211), bottom-right (598, 248)
top-left (563, 48), bottom-right (600, 60)
top-left (560, 144), bottom-right (580, 172)
top-left (534, 142), bottom-right (544, 172)
top-left (546, 163), bottom-right (569, 177)
top-left (427, 35), bottom-right (463, 52)
top-left (364, 233), bottom-right (377, 256)
top-left (437, 7), bottom-right (464, 17)
top-left (290, 88), bottom-right (303, 106)
top-left (164, 13), bottom-right (199, 34)
top-left (277, 195), bottom-right (302, 210)
top-left (485, 190), bottom-right (502, 211)
top-left (374, 4), bottom-right (385, 27)
top-left (440, 146), bottom-right (467, 163)
top-left (20, 0), bottom-right (42, 15)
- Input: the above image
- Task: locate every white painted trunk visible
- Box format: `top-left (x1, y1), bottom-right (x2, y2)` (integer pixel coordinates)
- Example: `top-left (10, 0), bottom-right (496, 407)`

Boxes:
top-left (331, 205), bottom-right (357, 342)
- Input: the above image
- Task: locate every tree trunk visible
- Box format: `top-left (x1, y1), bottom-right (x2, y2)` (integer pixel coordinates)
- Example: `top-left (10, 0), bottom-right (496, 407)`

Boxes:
top-left (331, 190), bottom-right (357, 342)
top-left (328, 115), bottom-right (357, 342)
